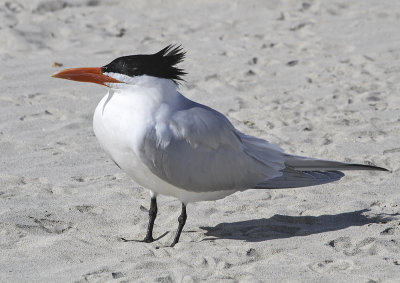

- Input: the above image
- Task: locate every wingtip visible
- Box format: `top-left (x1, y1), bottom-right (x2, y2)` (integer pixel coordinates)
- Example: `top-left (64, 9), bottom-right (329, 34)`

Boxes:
top-left (383, 167), bottom-right (391, 173)
top-left (348, 163), bottom-right (391, 172)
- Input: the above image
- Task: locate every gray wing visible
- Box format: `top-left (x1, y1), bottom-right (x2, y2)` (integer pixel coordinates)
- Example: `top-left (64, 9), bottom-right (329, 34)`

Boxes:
top-left (255, 169), bottom-right (345, 189)
top-left (283, 154), bottom-right (388, 171)
top-left (139, 105), bottom-right (285, 192)
top-left (256, 155), bottom-right (387, 189)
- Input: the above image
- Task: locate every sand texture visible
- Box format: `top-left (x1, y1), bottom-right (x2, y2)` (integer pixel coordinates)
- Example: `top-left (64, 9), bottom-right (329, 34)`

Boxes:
top-left (1, 0), bottom-right (400, 282)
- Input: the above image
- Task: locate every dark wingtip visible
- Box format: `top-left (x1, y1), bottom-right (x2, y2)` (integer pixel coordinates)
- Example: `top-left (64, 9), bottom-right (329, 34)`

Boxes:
top-left (348, 163), bottom-right (391, 172)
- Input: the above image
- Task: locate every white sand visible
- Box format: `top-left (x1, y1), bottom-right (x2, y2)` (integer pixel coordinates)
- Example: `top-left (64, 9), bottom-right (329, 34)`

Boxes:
top-left (1, 0), bottom-right (400, 281)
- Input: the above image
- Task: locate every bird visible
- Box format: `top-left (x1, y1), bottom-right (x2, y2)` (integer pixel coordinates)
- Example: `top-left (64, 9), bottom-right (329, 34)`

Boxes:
top-left (52, 45), bottom-right (388, 247)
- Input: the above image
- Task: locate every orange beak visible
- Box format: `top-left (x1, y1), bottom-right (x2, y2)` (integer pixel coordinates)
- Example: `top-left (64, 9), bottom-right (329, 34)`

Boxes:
top-left (51, 67), bottom-right (121, 86)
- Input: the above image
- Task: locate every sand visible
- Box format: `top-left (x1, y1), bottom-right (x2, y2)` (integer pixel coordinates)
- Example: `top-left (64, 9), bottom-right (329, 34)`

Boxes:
top-left (1, 0), bottom-right (400, 282)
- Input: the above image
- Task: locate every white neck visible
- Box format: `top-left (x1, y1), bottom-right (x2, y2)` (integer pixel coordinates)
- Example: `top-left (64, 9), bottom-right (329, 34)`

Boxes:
top-left (104, 73), bottom-right (178, 93)
top-left (93, 74), bottom-right (187, 160)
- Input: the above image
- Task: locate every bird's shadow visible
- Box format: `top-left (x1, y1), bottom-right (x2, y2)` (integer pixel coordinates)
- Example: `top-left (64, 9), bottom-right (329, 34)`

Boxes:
top-left (200, 209), bottom-right (399, 242)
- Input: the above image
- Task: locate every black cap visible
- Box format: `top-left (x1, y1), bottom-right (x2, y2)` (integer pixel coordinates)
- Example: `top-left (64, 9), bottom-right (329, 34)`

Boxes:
top-left (102, 45), bottom-right (186, 84)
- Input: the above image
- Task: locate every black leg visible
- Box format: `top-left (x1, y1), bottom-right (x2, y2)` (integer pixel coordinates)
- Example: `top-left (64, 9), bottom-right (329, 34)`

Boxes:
top-left (143, 197), bottom-right (157, 243)
top-left (171, 203), bottom-right (187, 247)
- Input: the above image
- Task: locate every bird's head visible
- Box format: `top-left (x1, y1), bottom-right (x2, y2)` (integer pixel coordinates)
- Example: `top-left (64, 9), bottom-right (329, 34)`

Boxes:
top-left (51, 45), bottom-right (186, 87)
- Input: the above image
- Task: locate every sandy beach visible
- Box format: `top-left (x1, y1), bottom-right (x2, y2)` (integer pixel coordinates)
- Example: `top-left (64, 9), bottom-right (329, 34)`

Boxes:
top-left (1, 0), bottom-right (400, 281)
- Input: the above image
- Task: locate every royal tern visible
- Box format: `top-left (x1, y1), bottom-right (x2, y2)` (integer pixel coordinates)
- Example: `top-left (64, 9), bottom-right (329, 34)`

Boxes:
top-left (52, 45), bottom-right (388, 246)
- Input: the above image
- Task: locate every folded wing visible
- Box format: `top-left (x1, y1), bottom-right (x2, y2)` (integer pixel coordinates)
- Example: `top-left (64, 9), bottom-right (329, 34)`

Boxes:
top-left (256, 155), bottom-right (388, 189)
top-left (139, 105), bottom-right (285, 192)
top-left (138, 102), bottom-right (388, 192)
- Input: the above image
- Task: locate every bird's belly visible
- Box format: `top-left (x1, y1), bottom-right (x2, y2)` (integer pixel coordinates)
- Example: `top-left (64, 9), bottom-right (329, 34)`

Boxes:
top-left (93, 94), bottom-right (235, 203)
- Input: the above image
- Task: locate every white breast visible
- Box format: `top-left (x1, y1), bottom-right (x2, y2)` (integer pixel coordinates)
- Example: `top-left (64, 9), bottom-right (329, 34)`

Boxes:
top-left (93, 88), bottom-right (158, 188)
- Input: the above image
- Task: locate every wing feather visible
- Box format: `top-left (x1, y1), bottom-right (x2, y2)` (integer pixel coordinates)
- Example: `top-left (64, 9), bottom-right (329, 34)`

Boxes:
top-left (139, 105), bottom-right (285, 192)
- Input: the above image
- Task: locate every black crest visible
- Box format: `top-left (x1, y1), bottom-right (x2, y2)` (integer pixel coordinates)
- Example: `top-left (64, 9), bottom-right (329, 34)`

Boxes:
top-left (102, 45), bottom-right (186, 83)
